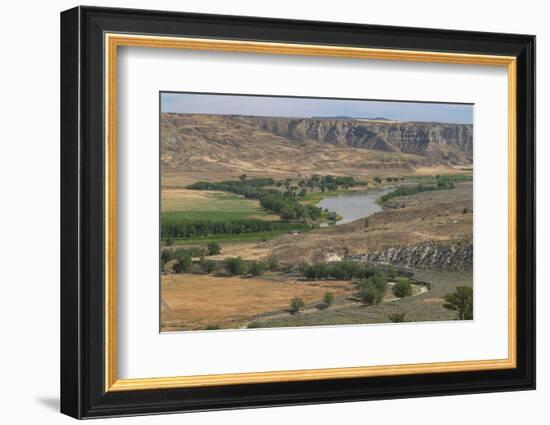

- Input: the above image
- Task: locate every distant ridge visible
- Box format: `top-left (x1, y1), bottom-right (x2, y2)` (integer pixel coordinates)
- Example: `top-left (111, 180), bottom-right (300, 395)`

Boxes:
top-left (311, 116), bottom-right (392, 121)
top-left (161, 113), bottom-right (473, 178)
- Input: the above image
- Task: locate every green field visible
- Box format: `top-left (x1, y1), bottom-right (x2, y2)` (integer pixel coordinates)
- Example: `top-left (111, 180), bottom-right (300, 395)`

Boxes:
top-left (161, 188), bottom-right (313, 244)
top-left (161, 210), bottom-right (270, 223)
top-left (164, 229), bottom-right (302, 246)
top-left (161, 190), bottom-right (276, 220)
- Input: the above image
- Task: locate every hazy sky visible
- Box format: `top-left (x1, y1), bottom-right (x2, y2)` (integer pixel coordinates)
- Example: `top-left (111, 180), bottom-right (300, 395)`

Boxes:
top-left (161, 92), bottom-right (473, 124)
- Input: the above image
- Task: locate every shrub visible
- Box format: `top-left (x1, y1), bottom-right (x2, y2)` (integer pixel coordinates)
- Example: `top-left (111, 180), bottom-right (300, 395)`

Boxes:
top-left (173, 255), bottom-right (192, 273)
top-left (302, 261), bottom-right (374, 281)
top-left (247, 321), bottom-right (262, 329)
top-left (160, 249), bottom-right (173, 271)
top-left (358, 285), bottom-right (380, 305)
top-left (443, 286), bottom-right (473, 320)
top-left (205, 324), bottom-right (220, 330)
top-left (223, 257), bottom-right (246, 275)
top-left (281, 264), bottom-right (295, 273)
top-left (356, 274), bottom-right (387, 305)
top-left (387, 265), bottom-right (397, 280)
top-left (207, 241), bottom-right (221, 256)
top-left (289, 297), bottom-right (305, 314)
top-left (161, 249), bottom-right (173, 264)
top-left (265, 255), bottom-right (279, 271)
top-left (323, 291), bottom-right (335, 308)
top-left (388, 312), bottom-right (407, 323)
top-left (392, 278), bottom-right (413, 298)
top-left (247, 261), bottom-right (265, 276)
top-left (462, 208), bottom-right (468, 214)
top-left (173, 247), bottom-right (205, 259)
top-left (200, 259), bottom-right (216, 274)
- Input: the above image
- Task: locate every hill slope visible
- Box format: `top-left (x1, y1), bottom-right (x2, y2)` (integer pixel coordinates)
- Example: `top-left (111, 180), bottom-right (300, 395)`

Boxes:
top-left (160, 113), bottom-right (473, 181)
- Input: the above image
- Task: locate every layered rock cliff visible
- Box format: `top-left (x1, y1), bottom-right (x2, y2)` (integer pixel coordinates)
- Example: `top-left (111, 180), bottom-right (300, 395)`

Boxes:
top-left (160, 113), bottom-right (473, 177)
top-left (363, 242), bottom-right (473, 271)
top-left (252, 116), bottom-right (473, 164)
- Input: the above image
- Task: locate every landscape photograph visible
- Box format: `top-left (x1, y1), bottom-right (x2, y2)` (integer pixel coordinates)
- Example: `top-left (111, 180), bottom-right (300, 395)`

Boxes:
top-left (159, 92), bottom-right (474, 332)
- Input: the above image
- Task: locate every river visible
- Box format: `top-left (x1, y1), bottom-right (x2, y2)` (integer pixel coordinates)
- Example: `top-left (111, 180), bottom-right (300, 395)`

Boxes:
top-left (316, 187), bottom-right (394, 225)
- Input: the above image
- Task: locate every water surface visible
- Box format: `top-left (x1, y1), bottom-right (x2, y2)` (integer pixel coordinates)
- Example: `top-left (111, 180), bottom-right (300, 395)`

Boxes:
top-left (316, 188), bottom-right (394, 225)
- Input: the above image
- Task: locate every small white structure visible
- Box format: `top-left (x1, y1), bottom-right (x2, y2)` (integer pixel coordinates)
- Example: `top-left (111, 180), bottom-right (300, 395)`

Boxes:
top-left (325, 253), bottom-right (343, 262)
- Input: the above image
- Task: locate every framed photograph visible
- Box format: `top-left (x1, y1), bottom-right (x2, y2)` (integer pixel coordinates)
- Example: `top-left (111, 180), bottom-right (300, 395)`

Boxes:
top-left (60, 6), bottom-right (535, 419)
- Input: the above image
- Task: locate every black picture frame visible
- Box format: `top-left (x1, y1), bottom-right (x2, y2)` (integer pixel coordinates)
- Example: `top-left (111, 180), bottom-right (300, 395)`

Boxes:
top-left (61, 5), bottom-right (535, 419)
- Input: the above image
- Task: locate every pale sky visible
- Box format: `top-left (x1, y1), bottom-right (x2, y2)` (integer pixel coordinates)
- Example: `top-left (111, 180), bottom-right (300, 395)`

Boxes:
top-left (160, 92), bottom-right (473, 124)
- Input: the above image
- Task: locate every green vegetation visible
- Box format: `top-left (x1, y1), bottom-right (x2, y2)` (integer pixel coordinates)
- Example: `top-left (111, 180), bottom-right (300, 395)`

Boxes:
top-left (298, 174), bottom-right (366, 193)
top-left (379, 177), bottom-right (457, 204)
top-left (388, 312), bottom-right (407, 323)
top-left (162, 246), bottom-right (209, 272)
top-left (207, 241), bottom-right (221, 255)
top-left (166, 230), bottom-right (297, 245)
top-left (265, 256), bottom-right (279, 272)
top-left (247, 261), bottom-right (265, 276)
top-left (402, 173), bottom-right (472, 183)
top-left (162, 190), bottom-right (274, 218)
top-left (392, 278), bottom-right (413, 298)
top-left (289, 297), bottom-right (305, 314)
top-left (355, 274), bottom-right (388, 305)
top-left (443, 286), bottom-right (473, 320)
top-left (302, 261), bottom-right (375, 281)
top-left (247, 321), bottom-right (263, 329)
top-left (188, 178), bottom-right (324, 222)
top-left (205, 325), bottom-right (220, 330)
top-left (323, 292), bottom-right (335, 308)
top-left (161, 217), bottom-right (312, 240)
top-left (378, 174), bottom-right (473, 205)
top-left (187, 175), bottom-right (365, 223)
top-left (199, 259), bottom-right (216, 274)
top-left (161, 245), bottom-right (219, 272)
top-left (165, 175), bottom-right (369, 243)
top-left (223, 257), bottom-right (246, 275)
top-left (173, 256), bottom-right (192, 273)
top-left (387, 265), bottom-right (397, 280)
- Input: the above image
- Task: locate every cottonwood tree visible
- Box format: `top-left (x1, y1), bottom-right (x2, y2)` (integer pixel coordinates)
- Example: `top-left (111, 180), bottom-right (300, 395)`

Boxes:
top-left (443, 286), bottom-right (473, 320)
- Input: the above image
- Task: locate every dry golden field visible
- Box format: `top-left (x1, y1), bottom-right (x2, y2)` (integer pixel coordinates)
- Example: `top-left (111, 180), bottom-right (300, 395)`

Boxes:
top-left (160, 274), bottom-right (354, 331)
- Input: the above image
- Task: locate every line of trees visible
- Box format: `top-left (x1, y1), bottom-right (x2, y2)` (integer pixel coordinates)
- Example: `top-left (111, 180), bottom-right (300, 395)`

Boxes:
top-left (301, 261), bottom-right (376, 281)
top-left (299, 175), bottom-right (366, 192)
top-left (379, 178), bottom-right (456, 204)
top-left (188, 178), bottom-right (325, 222)
top-left (223, 256), bottom-right (279, 277)
top-left (161, 219), bottom-right (311, 239)
top-left (161, 245), bottom-right (222, 273)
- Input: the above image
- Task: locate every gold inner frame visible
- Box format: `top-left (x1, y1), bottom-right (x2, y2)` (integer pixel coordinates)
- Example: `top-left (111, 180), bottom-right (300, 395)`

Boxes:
top-left (104, 33), bottom-right (517, 392)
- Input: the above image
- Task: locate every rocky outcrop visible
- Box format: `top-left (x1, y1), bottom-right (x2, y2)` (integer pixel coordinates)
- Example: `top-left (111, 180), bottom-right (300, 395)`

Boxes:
top-left (252, 116), bottom-right (473, 164)
top-left (359, 242), bottom-right (473, 271)
top-left (161, 114), bottom-right (473, 168)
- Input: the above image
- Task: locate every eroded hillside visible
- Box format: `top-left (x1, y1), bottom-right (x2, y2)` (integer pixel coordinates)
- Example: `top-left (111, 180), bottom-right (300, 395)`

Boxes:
top-left (160, 113), bottom-right (473, 184)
